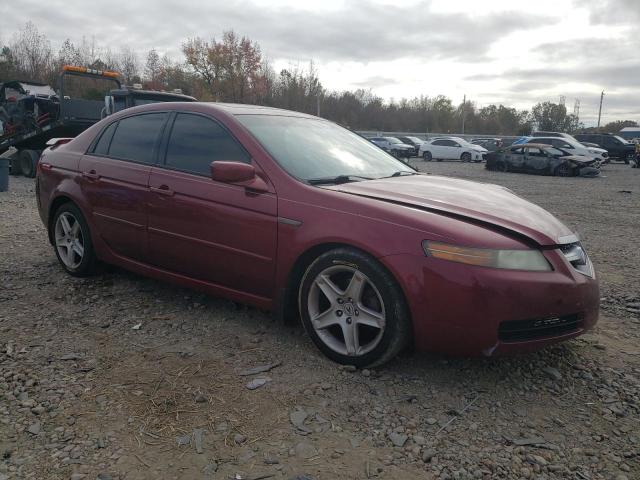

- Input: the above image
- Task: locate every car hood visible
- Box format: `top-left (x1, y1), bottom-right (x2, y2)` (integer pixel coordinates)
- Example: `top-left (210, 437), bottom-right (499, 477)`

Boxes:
top-left (470, 144), bottom-right (488, 153)
top-left (562, 155), bottom-right (597, 165)
top-left (325, 175), bottom-right (574, 246)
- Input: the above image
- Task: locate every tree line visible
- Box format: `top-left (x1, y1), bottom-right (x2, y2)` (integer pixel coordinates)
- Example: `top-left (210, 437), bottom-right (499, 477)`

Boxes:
top-left (1, 22), bottom-right (636, 136)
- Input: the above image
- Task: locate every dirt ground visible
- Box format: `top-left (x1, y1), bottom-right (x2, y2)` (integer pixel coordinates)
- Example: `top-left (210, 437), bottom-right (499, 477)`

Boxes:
top-left (1, 161), bottom-right (639, 480)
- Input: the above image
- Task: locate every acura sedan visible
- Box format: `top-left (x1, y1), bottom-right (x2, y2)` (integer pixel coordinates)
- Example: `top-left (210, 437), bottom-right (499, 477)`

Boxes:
top-left (36, 103), bottom-right (599, 366)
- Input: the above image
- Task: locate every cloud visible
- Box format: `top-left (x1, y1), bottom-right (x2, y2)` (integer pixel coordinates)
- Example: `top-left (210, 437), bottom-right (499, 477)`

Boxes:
top-left (351, 75), bottom-right (399, 88)
top-left (0, 0), bottom-right (553, 63)
top-left (578, 0), bottom-right (640, 24)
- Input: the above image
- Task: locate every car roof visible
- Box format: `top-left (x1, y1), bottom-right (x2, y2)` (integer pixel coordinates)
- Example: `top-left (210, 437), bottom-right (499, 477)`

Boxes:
top-left (112, 101), bottom-right (319, 119)
top-left (515, 143), bottom-right (553, 149)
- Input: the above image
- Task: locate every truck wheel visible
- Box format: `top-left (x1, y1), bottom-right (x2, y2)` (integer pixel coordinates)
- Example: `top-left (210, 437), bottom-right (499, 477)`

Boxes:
top-left (19, 150), bottom-right (39, 178)
top-left (9, 152), bottom-right (22, 176)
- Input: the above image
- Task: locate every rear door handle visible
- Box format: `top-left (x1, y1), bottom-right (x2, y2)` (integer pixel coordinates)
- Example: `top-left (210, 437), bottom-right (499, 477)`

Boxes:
top-left (82, 170), bottom-right (100, 180)
top-left (150, 185), bottom-right (174, 196)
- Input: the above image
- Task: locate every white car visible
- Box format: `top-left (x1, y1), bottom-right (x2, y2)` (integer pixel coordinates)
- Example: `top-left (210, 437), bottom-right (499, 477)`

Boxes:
top-left (526, 137), bottom-right (608, 164)
top-left (419, 137), bottom-right (487, 162)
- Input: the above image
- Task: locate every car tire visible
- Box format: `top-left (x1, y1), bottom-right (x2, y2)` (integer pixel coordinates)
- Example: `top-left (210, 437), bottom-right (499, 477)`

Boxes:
top-left (298, 248), bottom-right (411, 367)
top-left (497, 162), bottom-right (508, 173)
top-left (51, 203), bottom-right (100, 277)
top-left (19, 150), bottom-right (39, 178)
top-left (625, 153), bottom-right (633, 164)
top-left (554, 163), bottom-right (574, 177)
top-left (9, 152), bottom-right (22, 176)
top-left (422, 151), bottom-right (432, 161)
top-left (461, 152), bottom-right (472, 162)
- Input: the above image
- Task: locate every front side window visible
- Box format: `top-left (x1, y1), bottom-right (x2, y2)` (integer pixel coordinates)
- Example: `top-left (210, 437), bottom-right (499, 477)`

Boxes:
top-left (108, 113), bottom-right (168, 164)
top-left (164, 113), bottom-right (250, 176)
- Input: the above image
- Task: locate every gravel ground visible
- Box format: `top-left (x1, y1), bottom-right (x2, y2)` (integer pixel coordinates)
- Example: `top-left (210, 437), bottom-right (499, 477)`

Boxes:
top-left (1, 162), bottom-right (639, 480)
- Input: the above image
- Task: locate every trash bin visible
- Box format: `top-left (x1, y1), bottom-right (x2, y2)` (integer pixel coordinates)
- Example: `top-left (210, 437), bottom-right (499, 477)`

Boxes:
top-left (0, 157), bottom-right (9, 192)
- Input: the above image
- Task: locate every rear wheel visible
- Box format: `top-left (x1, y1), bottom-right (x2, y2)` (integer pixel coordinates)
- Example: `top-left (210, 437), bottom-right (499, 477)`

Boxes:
top-left (299, 248), bottom-right (411, 367)
top-left (461, 152), bottom-right (472, 162)
top-left (51, 203), bottom-right (99, 276)
top-left (422, 151), bottom-right (432, 162)
top-left (19, 150), bottom-right (39, 178)
top-left (555, 163), bottom-right (573, 177)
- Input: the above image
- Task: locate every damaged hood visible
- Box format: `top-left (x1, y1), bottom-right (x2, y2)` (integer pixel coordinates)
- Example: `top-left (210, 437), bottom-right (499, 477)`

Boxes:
top-left (325, 175), bottom-right (574, 246)
top-left (562, 155), bottom-right (597, 165)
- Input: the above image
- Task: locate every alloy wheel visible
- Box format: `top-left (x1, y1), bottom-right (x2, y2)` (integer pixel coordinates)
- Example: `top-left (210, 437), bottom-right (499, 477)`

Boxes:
top-left (54, 212), bottom-right (85, 269)
top-left (306, 265), bottom-right (386, 357)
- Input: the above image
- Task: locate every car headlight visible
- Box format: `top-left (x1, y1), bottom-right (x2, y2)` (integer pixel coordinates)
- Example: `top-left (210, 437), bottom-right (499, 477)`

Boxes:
top-left (422, 241), bottom-right (552, 271)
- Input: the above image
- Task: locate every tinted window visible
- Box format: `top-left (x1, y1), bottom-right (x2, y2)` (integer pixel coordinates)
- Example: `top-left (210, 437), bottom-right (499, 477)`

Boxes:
top-left (165, 113), bottom-right (250, 175)
top-left (92, 122), bottom-right (117, 156)
top-left (109, 113), bottom-right (167, 164)
top-left (432, 140), bottom-right (447, 146)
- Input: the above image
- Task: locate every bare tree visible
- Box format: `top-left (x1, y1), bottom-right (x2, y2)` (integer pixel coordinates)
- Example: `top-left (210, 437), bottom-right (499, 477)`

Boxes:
top-left (9, 22), bottom-right (54, 82)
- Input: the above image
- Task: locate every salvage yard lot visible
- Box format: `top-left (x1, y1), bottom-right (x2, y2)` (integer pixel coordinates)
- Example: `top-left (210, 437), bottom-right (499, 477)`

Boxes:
top-left (1, 163), bottom-right (639, 480)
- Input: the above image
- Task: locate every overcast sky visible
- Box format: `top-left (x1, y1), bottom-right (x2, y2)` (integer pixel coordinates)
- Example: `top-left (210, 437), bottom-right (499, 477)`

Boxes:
top-left (1, 0), bottom-right (638, 126)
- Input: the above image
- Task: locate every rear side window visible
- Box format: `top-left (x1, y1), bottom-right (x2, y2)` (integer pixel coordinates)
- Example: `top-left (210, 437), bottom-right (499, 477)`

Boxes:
top-left (164, 113), bottom-right (250, 176)
top-left (108, 113), bottom-right (168, 164)
top-left (92, 122), bottom-right (117, 156)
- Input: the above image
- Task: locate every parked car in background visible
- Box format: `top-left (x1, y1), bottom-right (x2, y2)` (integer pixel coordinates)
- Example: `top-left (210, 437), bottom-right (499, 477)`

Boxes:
top-left (574, 133), bottom-right (634, 164)
top-left (369, 136), bottom-right (415, 158)
top-left (531, 131), bottom-right (576, 140)
top-left (419, 136), bottom-right (487, 162)
top-left (471, 138), bottom-right (503, 151)
top-left (36, 102), bottom-right (599, 366)
top-left (396, 136), bottom-right (424, 156)
top-left (522, 136), bottom-right (607, 164)
top-left (486, 143), bottom-right (600, 177)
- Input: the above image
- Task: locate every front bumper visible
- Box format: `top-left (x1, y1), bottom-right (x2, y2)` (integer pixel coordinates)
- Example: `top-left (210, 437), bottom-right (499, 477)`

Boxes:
top-left (381, 248), bottom-right (599, 356)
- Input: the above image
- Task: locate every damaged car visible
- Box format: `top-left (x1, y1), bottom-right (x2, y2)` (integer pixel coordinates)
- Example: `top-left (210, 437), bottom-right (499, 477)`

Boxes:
top-left (37, 103), bottom-right (599, 366)
top-left (486, 143), bottom-right (600, 177)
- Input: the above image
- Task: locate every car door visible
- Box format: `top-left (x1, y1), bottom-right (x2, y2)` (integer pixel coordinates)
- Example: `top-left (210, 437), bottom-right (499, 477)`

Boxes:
top-left (523, 147), bottom-right (549, 173)
top-left (78, 112), bottom-right (168, 261)
top-left (429, 139), bottom-right (447, 158)
top-left (147, 112), bottom-right (278, 298)
top-left (505, 146), bottom-right (525, 170)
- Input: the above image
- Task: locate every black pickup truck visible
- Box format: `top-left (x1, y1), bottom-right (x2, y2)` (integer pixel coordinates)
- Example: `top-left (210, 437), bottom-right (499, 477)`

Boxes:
top-left (574, 133), bottom-right (635, 163)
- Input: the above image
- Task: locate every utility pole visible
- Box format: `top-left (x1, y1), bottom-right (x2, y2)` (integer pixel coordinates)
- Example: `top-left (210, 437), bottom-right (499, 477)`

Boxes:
top-left (317, 94), bottom-right (320, 117)
top-left (461, 94), bottom-right (466, 134)
top-left (597, 91), bottom-right (604, 128)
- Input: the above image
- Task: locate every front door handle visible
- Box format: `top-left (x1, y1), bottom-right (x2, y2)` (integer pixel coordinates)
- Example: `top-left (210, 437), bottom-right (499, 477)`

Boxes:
top-left (82, 170), bottom-right (100, 180)
top-left (150, 185), bottom-right (174, 196)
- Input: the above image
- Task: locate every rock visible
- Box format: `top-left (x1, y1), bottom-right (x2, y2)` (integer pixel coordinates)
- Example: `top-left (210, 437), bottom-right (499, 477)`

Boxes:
top-left (194, 393), bottom-right (207, 403)
top-left (340, 365), bottom-right (357, 372)
top-left (422, 449), bottom-right (436, 462)
top-left (203, 462), bottom-right (218, 476)
top-left (96, 475), bottom-right (113, 480)
top-left (388, 432), bottom-right (408, 447)
top-left (176, 435), bottom-right (190, 446)
top-left (70, 474), bottom-right (85, 480)
top-left (542, 367), bottom-right (562, 381)
top-left (361, 369), bottom-right (371, 377)
top-left (289, 475), bottom-right (317, 480)
top-left (27, 422), bottom-right (41, 435)
top-left (412, 434), bottom-right (426, 446)
top-left (290, 407), bottom-right (311, 433)
top-left (239, 361), bottom-right (281, 376)
top-left (295, 442), bottom-right (318, 459)
top-left (193, 428), bottom-right (204, 454)
top-left (426, 417), bottom-right (438, 425)
top-left (512, 436), bottom-right (545, 446)
top-left (246, 377), bottom-right (271, 390)
top-left (264, 452), bottom-right (279, 464)
top-left (234, 433), bottom-right (247, 445)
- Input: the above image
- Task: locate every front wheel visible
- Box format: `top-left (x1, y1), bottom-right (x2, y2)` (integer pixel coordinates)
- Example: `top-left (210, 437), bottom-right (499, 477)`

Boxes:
top-left (422, 151), bottom-right (432, 161)
top-left (51, 203), bottom-right (99, 276)
top-left (299, 248), bottom-right (411, 367)
top-left (19, 150), bottom-right (39, 178)
top-left (461, 152), bottom-right (472, 162)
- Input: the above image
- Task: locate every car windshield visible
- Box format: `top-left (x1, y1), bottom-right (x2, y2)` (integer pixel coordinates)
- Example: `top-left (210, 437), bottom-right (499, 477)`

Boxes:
top-left (613, 135), bottom-right (630, 144)
top-left (545, 147), bottom-right (566, 156)
top-left (236, 115), bottom-right (413, 181)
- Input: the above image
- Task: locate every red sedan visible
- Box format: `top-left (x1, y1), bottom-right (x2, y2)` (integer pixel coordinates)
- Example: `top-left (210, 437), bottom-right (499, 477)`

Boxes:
top-left (36, 103), bottom-right (599, 366)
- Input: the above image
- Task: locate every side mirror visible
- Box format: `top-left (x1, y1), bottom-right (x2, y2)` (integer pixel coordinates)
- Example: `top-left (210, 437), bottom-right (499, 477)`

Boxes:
top-left (210, 161), bottom-right (269, 192)
top-left (104, 95), bottom-right (114, 116)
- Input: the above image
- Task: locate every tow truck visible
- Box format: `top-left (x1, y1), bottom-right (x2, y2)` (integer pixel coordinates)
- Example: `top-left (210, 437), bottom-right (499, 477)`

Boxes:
top-left (0, 66), bottom-right (195, 177)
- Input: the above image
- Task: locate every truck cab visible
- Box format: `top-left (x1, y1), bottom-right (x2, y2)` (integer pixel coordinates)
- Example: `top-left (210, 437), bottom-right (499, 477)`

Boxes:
top-left (104, 87), bottom-right (196, 116)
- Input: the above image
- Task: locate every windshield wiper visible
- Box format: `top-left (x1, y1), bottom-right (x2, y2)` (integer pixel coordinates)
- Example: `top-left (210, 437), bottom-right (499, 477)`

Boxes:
top-left (381, 171), bottom-right (419, 178)
top-left (307, 175), bottom-right (373, 185)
